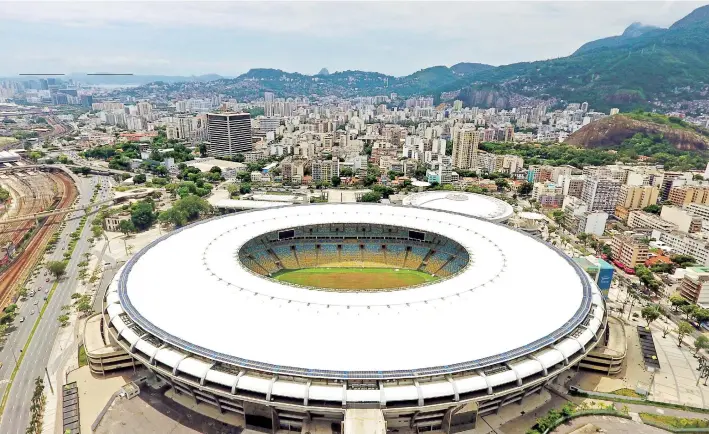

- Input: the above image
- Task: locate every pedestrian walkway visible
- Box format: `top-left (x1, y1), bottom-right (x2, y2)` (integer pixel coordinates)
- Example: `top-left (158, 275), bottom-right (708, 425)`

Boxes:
top-left (648, 318), bottom-right (709, 407)
top-left (41, 316), bottom-right (78, 434)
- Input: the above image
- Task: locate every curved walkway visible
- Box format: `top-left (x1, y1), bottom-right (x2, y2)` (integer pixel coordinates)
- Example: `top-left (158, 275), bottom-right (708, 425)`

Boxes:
top-left (552, 415), bottom-right (666, 434)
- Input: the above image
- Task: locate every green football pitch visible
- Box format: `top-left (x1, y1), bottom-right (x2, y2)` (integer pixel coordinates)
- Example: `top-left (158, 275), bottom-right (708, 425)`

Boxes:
top-left (272, 267), bottom-right (437, 290)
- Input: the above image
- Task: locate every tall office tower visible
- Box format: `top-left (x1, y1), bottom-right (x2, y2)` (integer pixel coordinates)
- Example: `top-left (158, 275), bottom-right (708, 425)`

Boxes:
top-left (264, 92), bottom-right (275, 117)
top-left (206, 113), bottom-right (252, 158)
top-left (451, 127), bottom-right (482, 170)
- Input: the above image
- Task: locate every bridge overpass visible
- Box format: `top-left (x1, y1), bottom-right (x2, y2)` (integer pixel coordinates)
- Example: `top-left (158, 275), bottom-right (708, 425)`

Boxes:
top-left (0, 163), bottom-right (134, 178)
top-left (0, 189), bottom-right (153, 225)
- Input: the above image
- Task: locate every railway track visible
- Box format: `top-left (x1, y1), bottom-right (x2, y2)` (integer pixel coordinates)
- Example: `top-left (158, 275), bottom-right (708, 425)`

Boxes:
top-left (0, 172), bottom-right (54, 248)
top-left (0, 172), bottom-right (76, 308)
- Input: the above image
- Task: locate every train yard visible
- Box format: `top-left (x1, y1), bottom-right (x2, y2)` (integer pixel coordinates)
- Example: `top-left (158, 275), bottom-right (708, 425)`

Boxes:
top-left (0, 169), bottom-right (77, 308)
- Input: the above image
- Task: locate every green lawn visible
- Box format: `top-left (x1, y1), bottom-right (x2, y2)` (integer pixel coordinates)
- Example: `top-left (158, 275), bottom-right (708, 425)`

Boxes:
top-left (78, 344), bottom-right (88, 367)
top-left (609, 388), bottom-right (644, 398)
top-left (273, 267), bottom-right (437, 290)
top-left (640, 413), bottom-right (709, 429)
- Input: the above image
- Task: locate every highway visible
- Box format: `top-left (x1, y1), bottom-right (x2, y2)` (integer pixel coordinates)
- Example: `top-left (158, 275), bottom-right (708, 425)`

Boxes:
top-left (0, 174), bottom-right (113, 434)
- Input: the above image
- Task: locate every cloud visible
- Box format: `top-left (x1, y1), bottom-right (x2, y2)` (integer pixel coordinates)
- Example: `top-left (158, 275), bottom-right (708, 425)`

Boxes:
top-left (2, 1), bottom-right (709, 76)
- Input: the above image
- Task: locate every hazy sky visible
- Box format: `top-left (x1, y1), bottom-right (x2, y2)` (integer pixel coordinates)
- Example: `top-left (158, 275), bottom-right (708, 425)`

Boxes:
top-left (2, 1), bottom-right (708, 77)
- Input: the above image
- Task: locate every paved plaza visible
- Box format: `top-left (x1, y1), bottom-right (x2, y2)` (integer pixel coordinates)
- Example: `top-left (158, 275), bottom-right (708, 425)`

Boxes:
top-left (648, 317), bottom-right (709, 407)
top-left (551, 415), bottom-right (666, 434)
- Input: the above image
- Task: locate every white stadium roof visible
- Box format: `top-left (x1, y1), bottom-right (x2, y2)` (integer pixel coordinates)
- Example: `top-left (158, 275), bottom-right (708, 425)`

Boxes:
top-left (402, 191), bottom-right (514, 222)
top-left (116, 204), bottom-right (595, 378)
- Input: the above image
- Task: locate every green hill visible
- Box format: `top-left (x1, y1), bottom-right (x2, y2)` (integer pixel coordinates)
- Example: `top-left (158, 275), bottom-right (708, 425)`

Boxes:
top-left (455, 5), bottom-right (709, 111)
top-left (123, 5), bottom-right (709, 109)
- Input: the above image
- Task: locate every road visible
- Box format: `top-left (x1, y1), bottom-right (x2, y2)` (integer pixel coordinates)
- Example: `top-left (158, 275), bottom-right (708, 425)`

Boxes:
top-left (0, 174), bottom-right (113, 434)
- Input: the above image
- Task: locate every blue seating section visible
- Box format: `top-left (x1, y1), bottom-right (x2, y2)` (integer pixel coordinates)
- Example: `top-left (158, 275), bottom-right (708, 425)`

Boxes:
top-left (238, 224), bottom-right (470, 277)
top-left (423, 251), bottom-right (449, 274)
top-left (404, 247), bottom-right (429, 269)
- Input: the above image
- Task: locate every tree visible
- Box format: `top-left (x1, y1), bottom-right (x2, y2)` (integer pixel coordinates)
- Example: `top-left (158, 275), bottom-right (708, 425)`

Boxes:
top-left (46, 261), bottom-right (67, 280)
top-left (209, 166), bottom-right (222, 174)
top-left (552, 209), bottom-right (566, 227)
top-left (132, 173), bottom-right (147, 184)
top-left (360, 192), bottom-right (382, 203)
top-left (340, 167), bottom-right (354, 177)
top-left (199, 143), bottom-right (208, 157)
top-left (234, 153), bottom-right (245, 163)
top-left (331, 175), bottom-right (341, 187)
top-left (57, 314), bottom-right (69, 327)
top-left (643, 204), bottom-right (661, 215)
top-left (577, 233), bottom-right (589, 246)
top-left (130, 200), bottom-right (156, 231)
top-left (0, 187), bottom-right (9, 203)
top-left (75, 295), bottom-right (93, 317)
top-left (118, 219), bottom-right (135, 236)
top-left (670, 293), bottom-right (690, 311)
top-left (695, 308), bottom-right (709, 325)
top-left (677, 321), bottom-right (694, 347)
top-left (27, 377), bottom-right (45, 434)
top-left (641, 305), bottom-right (661, 327)
top-left (672, 254), bottom-right (696, 268)
top-left (695, 335), bottom-right (709, 355)
top-left (681, 304), bottom-right (697, 321)
top-left (158, 195), bottom-right (212, 227)
top-left (239, 183), bottom-right (252, 194)
top-left (518, 182), bottom-right (534, 196)
top-left (372, 184), bottom-right (395, 199)
top-left (494, 177), bottom-right (509, 191)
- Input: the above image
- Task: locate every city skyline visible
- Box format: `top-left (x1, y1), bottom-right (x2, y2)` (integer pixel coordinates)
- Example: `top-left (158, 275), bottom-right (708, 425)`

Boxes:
top-left (2, 1), bottom-right (709, 77)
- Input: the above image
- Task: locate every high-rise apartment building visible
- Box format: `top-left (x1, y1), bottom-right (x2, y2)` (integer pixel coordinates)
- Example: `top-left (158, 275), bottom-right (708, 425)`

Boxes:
top-left (581, 177), bottom-right (621, 214)
top-left (264, 92), bottom-right (275, 117)
top-left (136, 101), bottom-right (152, 116)
top-left (311, 159), bottom-right (340, 183)
top-left (668, 186), bottom-right (709, 207)
top-left (206, 113), bottom-right (252, 158)
top-left (451, 127), bottom-right (482, 170)
top-left (660, 172), bottom-right (683, 201)
top-left (559, 175), bottom-right (585, 199)
top-left (616, 185), bottom-right (659, 209)
top-left (614, 184), bottom-right (659, 221)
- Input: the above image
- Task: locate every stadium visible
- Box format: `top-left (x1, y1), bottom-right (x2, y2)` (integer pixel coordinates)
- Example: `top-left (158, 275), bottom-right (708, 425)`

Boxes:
top-left (103, 202), bottom-right (606, 433)
top-left (402, 191), bottom-right (514, 223)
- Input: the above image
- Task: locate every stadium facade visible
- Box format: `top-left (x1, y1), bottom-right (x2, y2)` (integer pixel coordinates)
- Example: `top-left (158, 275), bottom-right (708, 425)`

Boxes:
top-left (103, 204), bottom-right (606, 433)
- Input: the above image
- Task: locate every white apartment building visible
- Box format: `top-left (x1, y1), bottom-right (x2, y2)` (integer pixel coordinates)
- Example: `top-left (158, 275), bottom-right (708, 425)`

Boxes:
top-left (576, 212), bottom-right (608, 237)
top-left (581, 177), bottom-right (621, 214)
top-left (685, 203), bottom-right (709, 231)
top-left (651, 230), bottom-right (709, 266)
top-left (660, 206), bottom-right (702, 233)
top-left (627, 210), bottom-right (678, 232)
